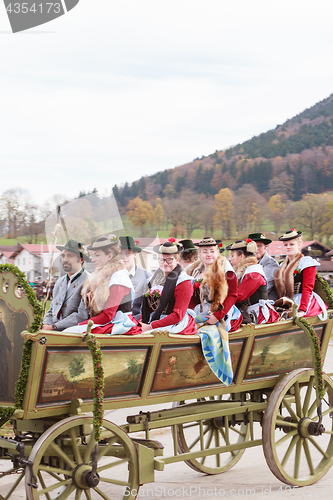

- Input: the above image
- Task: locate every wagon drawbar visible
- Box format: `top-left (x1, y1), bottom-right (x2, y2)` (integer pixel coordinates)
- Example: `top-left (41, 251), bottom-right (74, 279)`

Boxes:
top-left (1, 265), bottom-right (333, 499)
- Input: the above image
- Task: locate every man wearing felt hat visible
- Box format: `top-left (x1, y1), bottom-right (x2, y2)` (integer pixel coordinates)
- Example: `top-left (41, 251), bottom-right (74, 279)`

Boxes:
top-left (248, 233), bottom-right (279, 301)
top-left (119, 236), bottom-right (152, 320)
top-left (42, 239), bottom-right (89, 331)
top-left (179, 239), bottom-right (198, 268)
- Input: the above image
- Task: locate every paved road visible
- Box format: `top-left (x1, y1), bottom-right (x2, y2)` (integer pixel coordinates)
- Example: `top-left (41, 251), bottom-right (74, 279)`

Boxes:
top-left (1, 342), bottom-right (333, 499)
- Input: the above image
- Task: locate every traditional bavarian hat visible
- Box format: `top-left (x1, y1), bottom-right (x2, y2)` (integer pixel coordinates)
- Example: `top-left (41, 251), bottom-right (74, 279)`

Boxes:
top-left (56, 239), bottom-right (90, 262)
top-left (87, 234), bottom-right (119, 251)
top-left (194, 236), bottom-right (222, 247)
top-left (228, 239), bottom-right (257, 255)
top-left (179, 239), bottom-right (197, 253)
top-left (248, 232), bottom-right (272, 245)
top-left (119, 236), bottom-right (142, 253)
top-left (278, 229), bottom-right (303, 241)
top-left (153, 239), bottom-right (184, 254)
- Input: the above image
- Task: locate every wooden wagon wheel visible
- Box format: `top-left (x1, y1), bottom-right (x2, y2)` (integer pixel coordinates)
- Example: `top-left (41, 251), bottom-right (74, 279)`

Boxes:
top-left (263, 368), bottom-right (333, 486)
top-left (173, 395), bottom-right (250, 474)
top-left (25, 415), bottom-right (139, 500)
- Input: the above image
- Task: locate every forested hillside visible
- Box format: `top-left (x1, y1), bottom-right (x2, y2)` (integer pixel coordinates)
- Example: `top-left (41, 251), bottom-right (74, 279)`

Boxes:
top-left (110, 93), bottom-right (333, 243)
top-left (113, 93), bottom-right (333, 207)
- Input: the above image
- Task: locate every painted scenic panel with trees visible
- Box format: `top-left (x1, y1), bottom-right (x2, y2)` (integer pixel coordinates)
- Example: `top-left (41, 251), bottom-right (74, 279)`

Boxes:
top-left (0, 297), bottom-right (29, 403)
top-left (245, 327), bottom-right (323, 379)
top-left (38, 347), bottom-right (148, 403)
top-left (151, 341), bottom-right (243, 393)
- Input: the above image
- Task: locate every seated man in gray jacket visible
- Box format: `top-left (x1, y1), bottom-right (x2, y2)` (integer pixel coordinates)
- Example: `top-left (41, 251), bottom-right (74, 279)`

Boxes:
top-left (119, 236), bottom-right (152, 320)
top-left (248, 232), bottom-right (279, 301)
top-left (42, 239), bottom-right (90, 331)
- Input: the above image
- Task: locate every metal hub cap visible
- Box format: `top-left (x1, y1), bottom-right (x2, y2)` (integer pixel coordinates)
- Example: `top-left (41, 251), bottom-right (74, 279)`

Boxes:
top-left (72, 464), bottom-right (100, 489)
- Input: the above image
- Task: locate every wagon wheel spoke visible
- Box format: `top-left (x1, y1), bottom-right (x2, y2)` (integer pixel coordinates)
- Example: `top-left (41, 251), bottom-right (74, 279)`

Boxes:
top-left (218, 428), bottom-right (236, 457)
top-left (83, 433), bottom-right (97, 463)
top-left (308, 436), bottom-right (330, 459)
top-left (38, 465), bottom-right (70, 476)
top-left (307, 399), bottom-right (318, 419)
top-left (302, 439), bottom-right (314, 475)
top-left (188, 424), bottom-right (209, 450)
top-left (214, 429), bottom-right (220, 467)
top-left (97, 436), bottom-right (119, 460)
top-left (282, 397), bottom-right (299, 422)
top-left (275, 417), bottom-right (298, 429)
top-left (294, 437), bottom-right (302, 479)
top-left (182, 422), bottom-right (201, 430)
top-left (276, 429), bottom-right (298, 448)
top-left (48, 441), bottom-right (76, 469)
top-left (281, 434), bottom-right (299, 467)
top-left (312, 404), bottom-right (333, 421)
top-left (74, 488), bottom-right (83, 500)
top-left (56, 484), bottom-right (77, 500)
top-left (37, 471), bottom-right (52, 500)
top-left (302, 376), bottom-right (315, 416)
top-left (39, 478), bottom-right (72, 497)
top-left (84, 490), bottom-right (92, 500)
top-left (294, 382), bottom-right (303, 418)
top-left (69, 427), bottom-right (83, 464)
top-left (224, 416), bottom-right (229, 445)
top-left (99, 476), bottom-right (131, 486)
top-left (200, 429), bottom-right (213, 465)
top-left (229, 426), bottom-right (247, 437)
top-left (97, 458), bottom-right (128, 473)
top-left (93, 487), bottom-right (111, 500)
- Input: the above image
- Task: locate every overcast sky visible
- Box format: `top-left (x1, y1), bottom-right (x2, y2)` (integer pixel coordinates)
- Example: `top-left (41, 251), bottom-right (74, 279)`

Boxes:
top-left (1, 0), bottom-right (333, 204)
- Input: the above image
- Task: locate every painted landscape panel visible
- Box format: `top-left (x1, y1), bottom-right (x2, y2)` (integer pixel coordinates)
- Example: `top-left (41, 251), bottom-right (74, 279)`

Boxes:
top-left (38, 347), bottom-right (148, 403)
top-left (245, 327), bottom-right (323, 379)
top-left (0, 297), bottom-right (29, 403)
top-left (151, 339), bottom-right (244, 393)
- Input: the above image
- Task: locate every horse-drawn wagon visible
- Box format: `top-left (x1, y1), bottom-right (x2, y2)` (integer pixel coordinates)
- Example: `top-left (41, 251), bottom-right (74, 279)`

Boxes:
top-left (1, 265), bottom-right (333, 499)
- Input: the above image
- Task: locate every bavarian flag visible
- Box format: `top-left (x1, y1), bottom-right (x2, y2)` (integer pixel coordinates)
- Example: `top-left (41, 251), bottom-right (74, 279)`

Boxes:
top-left (195, 315), bottom-right (233, 386)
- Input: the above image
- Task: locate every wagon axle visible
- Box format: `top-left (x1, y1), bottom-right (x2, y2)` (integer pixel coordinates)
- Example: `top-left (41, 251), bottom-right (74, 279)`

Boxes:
top-left (298, 417), bottom-right (325, 437)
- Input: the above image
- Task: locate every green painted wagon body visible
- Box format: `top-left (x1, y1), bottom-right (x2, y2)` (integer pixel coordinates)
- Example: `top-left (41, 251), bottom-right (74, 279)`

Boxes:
top-left (1, 268), bottom-right (333, 499)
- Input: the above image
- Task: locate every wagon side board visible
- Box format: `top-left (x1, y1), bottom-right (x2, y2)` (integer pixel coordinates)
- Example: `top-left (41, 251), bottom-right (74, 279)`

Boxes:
top-left (19, 311), bottom-right (333, 420)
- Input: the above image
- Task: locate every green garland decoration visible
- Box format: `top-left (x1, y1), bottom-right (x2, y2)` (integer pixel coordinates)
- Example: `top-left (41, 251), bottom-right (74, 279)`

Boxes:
top-left (85, 334), bottom-right (104, 441)
top-left (298, 316), bottom-right (325, 400)
top-left (315, 271), bottom-right (333, 309)
top-left (0, 264), bottom-right (43, 420)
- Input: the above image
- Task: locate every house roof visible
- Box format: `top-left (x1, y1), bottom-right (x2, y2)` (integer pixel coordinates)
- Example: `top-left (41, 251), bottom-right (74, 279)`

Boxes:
top-left (0, 246), bottom-right (18, 260)
top-left (9, 244), bottom-right (53, 259)
top-left (266, 240), bottom-right (332, 257)
top-left (316, 261), bottom-right (333, 272)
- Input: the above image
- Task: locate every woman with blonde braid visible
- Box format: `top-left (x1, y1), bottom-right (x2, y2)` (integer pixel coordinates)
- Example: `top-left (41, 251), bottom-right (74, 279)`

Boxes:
top-left (65, 235), bottom-right (142, 335)
top-left (274, 229), bottom-right (327, 319)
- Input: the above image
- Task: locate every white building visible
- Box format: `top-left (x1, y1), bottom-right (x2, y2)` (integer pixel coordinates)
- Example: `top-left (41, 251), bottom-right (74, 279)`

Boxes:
top-left (10, 244), bottom-right (60, 283)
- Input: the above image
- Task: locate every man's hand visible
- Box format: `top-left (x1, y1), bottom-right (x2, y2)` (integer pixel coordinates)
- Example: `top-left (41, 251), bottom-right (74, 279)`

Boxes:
top-left (42, 324), bottom-right (52, 330)
top-left (297, 310), bottom-right (306, 317)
